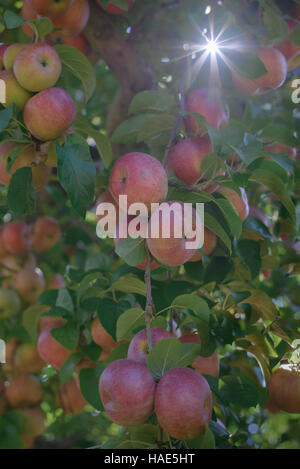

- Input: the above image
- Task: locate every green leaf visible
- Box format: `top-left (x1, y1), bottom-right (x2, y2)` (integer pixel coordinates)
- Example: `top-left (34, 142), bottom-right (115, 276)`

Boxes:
top-left (241, 290), bottom-right (277, 321)
top-left (227, 50), bottom-right (267, 79)
top-left (3, 11), bottom-right (24, 29)
top-left (137, 113), bottom-right (176, 142)
top-left (6, 146), bottom-right (23, 176)
top-left (56, 288), bottom-right (74, 312)
top-left (111, 114), bottom-right (155, 144)
top-left (56, 134), bottom-right (96, 218)
top-left (22, 305), bottom-right (47, 342)
top-left (97, 298), bottom-right (125, 341)
top-left (204, 212), bottom-right (231, 253)
top-left (104, 341), bottom-right (129, 365)
top-left (115, 237), bottom-right (146, 267)
top-left (260, 124), bottom-right (298, 147)
top-left (129, 90), bottom-right (175, 115)
top-left (27, 17), bottom-right (53, 37)
top-left (110, 274), bottom-right (146, 296)
top-left (214, 197), bottom-right (243, 239)
top-left (236, 239), bottom-right (261, 279)
top-left (73, 115), bottom-right (112, 169)
top-left (220, 374), bottom-right (261, 408)
top-left (7, 167), bottom-right (36, 216)
top-left (51, 321), bottom-right (80, 351)
top-left (0, 106), bottom-right (13, 132)
top-left (146, 338), bottom-right (182, 380)
top-left (185, 425), bottom-right (216, 449)
top-left (172, 294), bottom-right (210, 323)
top-left (289, 24), bottom-right (300, 46)
top-left (79, 365), bottom-right (104, 410)
top-left (54, 44), bottom-right (96, 101)
top-left (116, 307), bottom-right (145, 341)
top-left (263, 5), bottom-right (289, 45)
top-left (59, 354), bottom-right (81, 384)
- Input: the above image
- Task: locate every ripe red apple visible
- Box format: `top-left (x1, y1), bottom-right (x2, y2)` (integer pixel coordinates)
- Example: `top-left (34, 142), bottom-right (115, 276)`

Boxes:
top-left (33, 216), bottom-right (61, 253)
top-left (37, 319), bottom-right (72, 369)
top-left (189, 227), bottom-right (217, 262)
top-left (24, 87), bottom-right (77, 141)
top-left (91, 317), bottom-right (116, 352)
top-left (275, 20), bottom-right (300, 71)
top-left (180, 334), bottom-right (219, 377)
top-left (217, 187), bottom-right (249, 222)
top-left (167, 136), bottom-right (214, 186)
top-left (265, 142), bottom-right (297, 160)
top-left (0, 288), bottom-right (21, 319)
top-left (97, 0), bottom-right (134, 14)
top-left (46, 273), bottom-right (65, 290)
top-left (51, 0), bottom-right (90, 38)
top-left (232, 47), bottom-right (287, 95)
top-left (21, 1), bottom-right (37, 37)
top-left (13, 44), bottom-right (61, 92)
top-left (0, 70), bottom-right (31, 109)
top-left (185, 88), bottom-right (229, 136)
top-left (269, 368), bottom-right (300, 414)
top-left (0, 44), bottom-right (11, 70)
top-left (27, 0), bottom-right (74, 17)
top-left (3, 43), bottom-right (27, 70)
top-left (2, 221), bottom-right (32, 255)
top-left (38, 314), bottom-right (63, 332)
top-left (155, 367), bottom-right (213, 440)
top-left (99, 358), bottom-right (156, 426)
top-left (15, 343), bottom-right (45, 373)
top-left (15, 268), bottom-right (45, 304)
top-left (109, 152), bottom-right (168, 211)
top-left (58, 379), bottom-right (87, 414)
top-left (127, 327), bottom-right (174, 364)
top-left (62, 34), bottom-right (90, 55)
top-left (146, 201), bottom-right (199, 266)
top-left (20, 408), bottom-right (45, 437)
top-left (5, 374), bottom-right (42, 407)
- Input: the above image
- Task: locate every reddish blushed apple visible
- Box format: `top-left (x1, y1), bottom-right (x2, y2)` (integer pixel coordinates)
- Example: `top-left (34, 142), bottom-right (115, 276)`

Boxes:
top-left (24, 87), bottom-right (77, 141)
top-left (5, 374), bottom-right (42, 407)
top-left (99, 358), bottom-right (156, 426)
top-left (0, 44), bottom-right (11, 70)
top-left (51, 0), bottom-right (90, 38)
top-left (91, 317), bottom-right (116, 352)
top-left (13, 44), bottom-right (62, 92)
top-left (2, 221), bottom-right (32, 255)
top-left (97, 0), bottom-right (134, 14)
top-left (15, 343), bottom-right (45, 373)
top-left (232, 47), bottom-right (287, 95)
top-left (20, 408), bottom-right (45, 437)
top-left (37, 319), bottom-right (72, 369)
top-left (189, 227), bottom-right (217, 262)
top-left (217, 187), bottom-right (249, 222)
top-left (127, 327), bottom-right (174, 364)
top-left (46, 273), bottom-right (65, 290)
top-left (0, 70), bottom-right (31, 109)
top-left (62, 34), bottom-right (90, 55)
top-left (109, 152), bottom-right (168, 211)
top-left (265, 142), bottom-right (297, 160)
top-left (185, 88), bottom-right (229, 136)
top-left (33, 216), bottom-right (61, 253)
top-left (15, 268), bottom-right (45, 304)
top-left (3, 43), bottom-right (27, 70)
top-left (180, 334), bottom-right (219, 377)
top-left (155, 367), bottom-right (213, 440)
top-left (21, 1), bottom-right (37, 37)
top-left (269, 368), bottom-right (300, 414)
top-left (27, 0), bottom-right (74, 17)
top-left (58, 379), bottom-right (87, 414)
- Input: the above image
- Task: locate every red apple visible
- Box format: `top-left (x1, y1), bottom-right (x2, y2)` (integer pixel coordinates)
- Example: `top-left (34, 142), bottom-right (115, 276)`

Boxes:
top-left (24, 87), bottom-right (77, 141)
top-left (97, 0), bottom-right (134, 15)
top-left (276, 20), bottom-right (300, 71)
top-left (99, 358), bottom-right (156, 426)
top-left (58, 379), bottom-right (87, 414)
top-left (21, 1), bottom-right (37, 37)
top-left (232, 47), bottom-right (287, 95)
top-left (265, 142), bottom-right (297, 160)
top-left (62, 34), bottom-right (90, 55)
top-left (27, 0), bottom-right (74, 17)
top-left (269, 368), bottom-right (300, 414)
top-left (33, 216), bottom-right (61, 253)
top-left (5, 374), bottom-right (42, 407)
top-left (46, 273), bottom-right (65, 290)
top-left (13, 44), bottom-right (62, 92)
top-left (37, 319), bottom-right (72, 369)
top-left (146, 201), bottom-right (200, 266)
top-left (167, 136), bottom-right (214, 186)
top-left (2, 221), bottom-right (32, 255)
top-left (51, 0), bottom-right (90, 38)
top-left (185, 88), bottom-right (229, 136)
top-left (91, 317), bottom-right (116, 352)
top-left (189, 227), bottom-right (217, 262)
top-left (180, 334), bottom-right (219, 377)
top-left (217, 187), bottom-right (249, 222)
top-left (0, 70), bottom-right (31, 109)
top-left (15, 268), bottom-right (45, 304)
top-left (109, 152), bottom-right (168, 211)
top-left (155, 367), bottom-right (213, 440)
top-left (127, 327), bottom-right (174, 364)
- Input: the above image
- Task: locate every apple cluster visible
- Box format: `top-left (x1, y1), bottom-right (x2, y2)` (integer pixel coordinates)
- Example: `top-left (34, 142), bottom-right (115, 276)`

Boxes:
top-left (99, 326), bottom-right (220, 441)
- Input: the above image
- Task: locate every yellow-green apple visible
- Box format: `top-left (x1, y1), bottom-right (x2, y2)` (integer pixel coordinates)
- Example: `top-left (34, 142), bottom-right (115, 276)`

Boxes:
top-left (109, 152), bottom-right (168, 211)
top-left (33, 216), bottom-right (61, 253)
top-left (2, 221), bottom-right (32, 255)
top-left (58, 379), bottom-right (87, 414)
top-left (46, 273), bottom-right (65, 290)
top-left (265, 142), bottom-right (297, 160)
top-left (97, 0), bottom-right (134, 14)
top-left (180, 334), bottom-right (219, 377)
top-left (3, 43), bottom-right (27, 70)
top-left (15, 268), bottom-right (45, 304)
top-left (99, 358), bottom-right (156, 426)
top-left (185, 87), bottom-right (229, 136)
top-left (146, 201), bottom-right (200, 266)
top-left (155, 367), bottom-right (213, 440)
top-left (0, 288), bottom-right (21, 319)
top-left (0, 44), bottom-right (11, 70)
top-left (1, 338), bottom-right (18, 372)
top-left (167, 136), bottom-right (214, 186)
top-left (14, 343), bottom-right (45, 373)
top-left (62, 34), bottom-right (90, 55)
top-left (189, 227), bottom-right (217, 262)
top-left (275, 20), bottom-right (300, 71)
top-left (0, 70), bottom-right (31, 109)
top-left (37, 319), bottom-right (72, 369)
top-left (5, 374), bottom-right (42, 407)
top-left (91, 317), bottom-right (116, 352)
top-left (232, 47), bottom-right (287, 95)
top-left (217, 187), bottom-right (249, 222)
top-left (20, 408), bottom-right (45, 437)
top-left (24, 87), bottom-right (77, 141)
top-left (127, 327), bottom-right (173, 364)
top-left (13, 44), bottom-right (62, 92)
top-left (269, 368), bottom-right (300, 414)
top-left (51, 0), bottom-right (90, 38)
top-left (27, 0), bottom-right (74, 16)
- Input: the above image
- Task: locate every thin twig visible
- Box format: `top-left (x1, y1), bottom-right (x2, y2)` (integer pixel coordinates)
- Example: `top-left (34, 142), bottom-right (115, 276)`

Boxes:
top-left (144, 247), bottom-right (153, 351)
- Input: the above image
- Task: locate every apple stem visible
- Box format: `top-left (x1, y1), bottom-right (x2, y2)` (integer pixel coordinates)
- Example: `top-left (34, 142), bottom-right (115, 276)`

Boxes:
top-left (144, 247), bottom-right (153, 351)
top-left (162, 58), bottom-right (188, 168)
